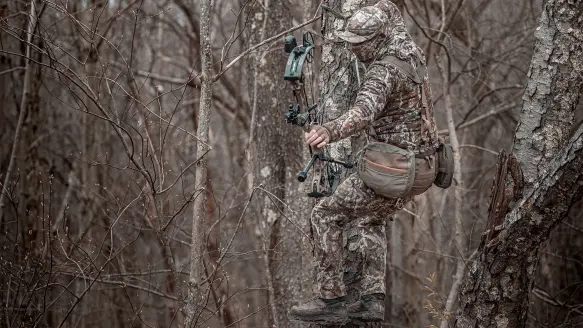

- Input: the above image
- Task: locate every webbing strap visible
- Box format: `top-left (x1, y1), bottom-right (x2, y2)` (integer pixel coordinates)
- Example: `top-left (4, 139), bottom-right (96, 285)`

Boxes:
top-left (373, 54), bottom-right (438, 155)
top-left (382, 56), bottom-right (424, 84)
top-left (380, 56), bottom-right (432, 142)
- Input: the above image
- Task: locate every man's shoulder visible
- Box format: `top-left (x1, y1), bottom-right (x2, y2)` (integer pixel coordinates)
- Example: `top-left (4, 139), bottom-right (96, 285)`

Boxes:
top-left (365, 58), bottom-right (411, 84)
top-left (370, 55), bottom-right (424, 84)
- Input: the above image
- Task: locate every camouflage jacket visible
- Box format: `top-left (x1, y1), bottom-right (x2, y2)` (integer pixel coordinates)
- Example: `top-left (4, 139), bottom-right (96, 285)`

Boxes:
top-left (322, 56), bottom-right (439, 156)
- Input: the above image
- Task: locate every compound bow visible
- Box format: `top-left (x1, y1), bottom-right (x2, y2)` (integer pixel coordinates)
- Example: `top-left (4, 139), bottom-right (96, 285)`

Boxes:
top-left (283, 32), bottom-right (354, 197)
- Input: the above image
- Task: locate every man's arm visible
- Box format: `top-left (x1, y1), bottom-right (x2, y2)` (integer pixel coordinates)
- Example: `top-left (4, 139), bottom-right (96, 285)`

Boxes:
top-left (323, 64), bottom-right (398, 143)
top-left (305, 64), bottom-right (404, 148)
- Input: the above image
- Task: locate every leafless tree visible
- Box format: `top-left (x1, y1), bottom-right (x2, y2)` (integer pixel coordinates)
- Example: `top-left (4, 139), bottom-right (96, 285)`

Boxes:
top-left (1, 0), bottom-right (582, 328)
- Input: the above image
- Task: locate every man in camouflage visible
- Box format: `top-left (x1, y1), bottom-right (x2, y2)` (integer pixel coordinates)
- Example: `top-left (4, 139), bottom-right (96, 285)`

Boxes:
top-left (289, 0), bottom-right (439, 324)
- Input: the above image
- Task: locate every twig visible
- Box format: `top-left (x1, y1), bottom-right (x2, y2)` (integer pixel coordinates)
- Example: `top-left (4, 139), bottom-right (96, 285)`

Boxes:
top-left (459, 144), bottom-right (499, 155)
top-left (220, 0), bottom-right (254, 69)
top-left (58, 273), bottom-right (180, 301)
top-left (215, 15), bottom-right (321, 80)
top-left (438, 102), bottom-right (519, 135)
top-left (0, 67), bottom-right (25, 76)
top-left (532, 287), bottom-right (583, 317)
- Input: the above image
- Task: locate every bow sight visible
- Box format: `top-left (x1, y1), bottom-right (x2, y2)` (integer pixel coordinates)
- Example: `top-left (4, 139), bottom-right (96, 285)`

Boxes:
top-left (284, 33), bottom-right (314, 81)
top-left (283, 32), bottom-right (354, 198)
top-left (283, 32), bottom-right (316, 127)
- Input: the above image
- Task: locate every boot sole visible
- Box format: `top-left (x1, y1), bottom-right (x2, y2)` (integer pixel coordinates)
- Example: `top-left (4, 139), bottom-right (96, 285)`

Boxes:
top-left (348, 312), bottom-right (384, 322)
top-left (289, 313), bottom-right (348, 325)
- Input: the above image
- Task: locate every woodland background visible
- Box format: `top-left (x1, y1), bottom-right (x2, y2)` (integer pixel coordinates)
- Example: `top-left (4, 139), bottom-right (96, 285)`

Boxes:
top-left (1, 0), bottom-right (583, 327)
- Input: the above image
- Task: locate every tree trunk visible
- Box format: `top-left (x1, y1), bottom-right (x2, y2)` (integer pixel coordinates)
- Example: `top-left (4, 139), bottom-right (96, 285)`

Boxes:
top-left (185, 0), bottom-right (213, 326)
top-left (455, 1), bottom-right (583, 327)
top-left (246, 2), bottom-right (285, 324)
top-left (0, 0), bottom-right (38, 220)
top-left (512, 2), bottom-right (583, 191)
top-left (436, 52), bottom-right (466, 328)
top-left (246, 1), bottom-right (312, 326)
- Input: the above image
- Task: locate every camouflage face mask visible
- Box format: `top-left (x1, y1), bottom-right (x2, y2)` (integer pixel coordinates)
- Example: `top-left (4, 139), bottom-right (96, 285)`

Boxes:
top-left (350, 36), bottom-right (383, 63)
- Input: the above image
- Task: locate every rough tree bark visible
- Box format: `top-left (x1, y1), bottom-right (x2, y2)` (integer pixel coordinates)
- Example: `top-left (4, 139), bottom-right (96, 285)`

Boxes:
top-left (185, 0), bottom-right (213, 326)
top-left (246, 0), bottom-right (307, 326)
top-left (455, 1), bottom-right (583, 327)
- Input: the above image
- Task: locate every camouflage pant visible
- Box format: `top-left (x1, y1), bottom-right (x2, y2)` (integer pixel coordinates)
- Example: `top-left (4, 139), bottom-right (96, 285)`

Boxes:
top-left (311, 173), bottom-right (407, 299)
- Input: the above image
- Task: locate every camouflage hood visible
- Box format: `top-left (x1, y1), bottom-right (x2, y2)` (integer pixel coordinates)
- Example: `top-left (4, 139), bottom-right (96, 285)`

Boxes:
top-left (340, 1), bottom-right (424, 66)
top-left (375, 1), bottom-right (423, 65)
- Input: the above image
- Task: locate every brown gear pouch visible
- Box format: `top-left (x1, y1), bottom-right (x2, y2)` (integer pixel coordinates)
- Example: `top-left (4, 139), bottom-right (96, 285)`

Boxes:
top-left (411, 155), bottom-right (436, 195)
top-left (358, 142), bottom-right (416, 198)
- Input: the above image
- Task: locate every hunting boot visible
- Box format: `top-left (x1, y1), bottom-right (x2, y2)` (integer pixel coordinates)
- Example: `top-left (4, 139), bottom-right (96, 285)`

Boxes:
top-left (288, 296), bottom-right (347, 324)
top-left (347, 293), bottom-right (385, 322)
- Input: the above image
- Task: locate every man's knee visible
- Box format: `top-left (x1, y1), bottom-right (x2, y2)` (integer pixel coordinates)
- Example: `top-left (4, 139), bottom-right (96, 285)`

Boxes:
top-left (311, 200), bottom-right (333, 229)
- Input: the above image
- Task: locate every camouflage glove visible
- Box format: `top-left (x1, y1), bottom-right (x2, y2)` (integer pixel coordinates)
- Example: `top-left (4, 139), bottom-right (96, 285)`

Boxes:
top-left (305, 125), bottom-right (331, 149)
